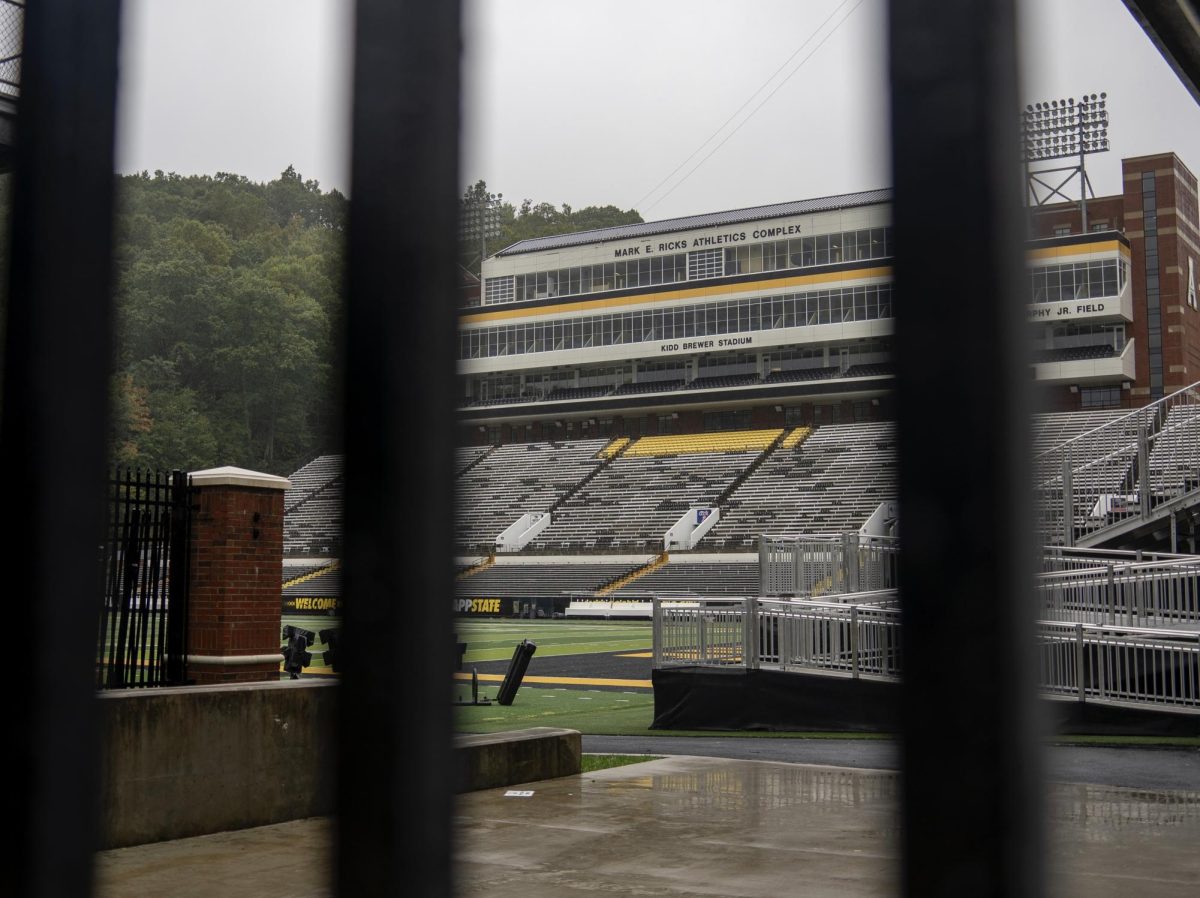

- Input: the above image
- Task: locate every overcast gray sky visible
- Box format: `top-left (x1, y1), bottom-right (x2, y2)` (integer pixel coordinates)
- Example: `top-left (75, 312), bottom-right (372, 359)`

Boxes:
top-left (116, 0), bottom-right (1200, 222)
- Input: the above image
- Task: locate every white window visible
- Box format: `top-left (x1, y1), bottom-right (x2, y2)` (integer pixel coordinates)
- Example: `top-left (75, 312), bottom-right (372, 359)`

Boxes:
top-left (484, 275), bottom-right (514, 305)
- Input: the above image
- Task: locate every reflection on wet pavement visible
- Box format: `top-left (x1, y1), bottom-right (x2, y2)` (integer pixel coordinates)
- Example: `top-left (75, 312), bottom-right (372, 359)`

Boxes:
top-left (456, 756), bottom-right (1200, 898)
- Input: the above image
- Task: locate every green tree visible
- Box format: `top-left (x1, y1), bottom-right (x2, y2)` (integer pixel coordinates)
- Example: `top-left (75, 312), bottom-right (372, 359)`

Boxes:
top-left (110, 167), bottom-right (343, 475)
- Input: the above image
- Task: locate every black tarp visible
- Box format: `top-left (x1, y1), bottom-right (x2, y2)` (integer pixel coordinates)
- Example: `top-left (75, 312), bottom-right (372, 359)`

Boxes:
top-left (652, 667), bottom-right (1200, 737)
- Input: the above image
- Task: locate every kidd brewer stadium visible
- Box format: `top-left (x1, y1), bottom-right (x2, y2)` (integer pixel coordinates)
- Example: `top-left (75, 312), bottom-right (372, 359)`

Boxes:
top-left (282, 151), bottom-right (1200, 732)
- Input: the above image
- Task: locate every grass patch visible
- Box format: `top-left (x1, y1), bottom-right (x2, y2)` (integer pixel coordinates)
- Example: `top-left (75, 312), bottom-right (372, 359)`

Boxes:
top-left (582, 754), bottom-right (662, 773)
top-left (1047, 734), bottom-right (1200, 748)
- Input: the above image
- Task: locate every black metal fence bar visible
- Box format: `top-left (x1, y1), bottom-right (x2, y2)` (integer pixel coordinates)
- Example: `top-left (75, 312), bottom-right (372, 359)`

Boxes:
top-left (890, 1), bottom-right (1043, 896)
top-left (95, 468), bottom-right (191, 690)
top-left (337, 1), bottom-right (461, 896)
top-left (1, 1), bottom-right (122, 895)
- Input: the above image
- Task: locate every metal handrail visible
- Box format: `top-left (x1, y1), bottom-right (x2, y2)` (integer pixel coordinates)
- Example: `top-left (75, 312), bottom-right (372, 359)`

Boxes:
top-left (654, 594), bottom-right (1200, 711)
top-left (1033, 378), bottom-right (1200, 462)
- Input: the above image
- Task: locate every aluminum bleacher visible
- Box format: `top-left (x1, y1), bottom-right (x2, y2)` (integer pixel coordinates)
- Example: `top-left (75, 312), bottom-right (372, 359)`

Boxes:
top-left (281, 560), bottom-right (331, 584)
top-left (1033, 408), bottom-right (1143, 544)
top-left (454, 557), bottom-right (645, 599)
top-left (611, 379), bottom-right (685, 396)
top-left (455, 445), bottom-right (491, 475)
top-left (528, 431), bottom-right (780, 552)
top-left (609, 555), bottom-right (760, 597)
top-left (1031, 408), bottom-right (1129, 455)
top-left (284, 477), bottom-right (343, 556)
top-left (455, 437), bottom-right (608, 550)
top-left (284, 454), bottom-right (342, 512)
top-left (282, 567), bottom-right (341, 597)
top-left (1148, 404), bottom-right (1200, 496)
top-left (712, 421), bottom-right (897, 546)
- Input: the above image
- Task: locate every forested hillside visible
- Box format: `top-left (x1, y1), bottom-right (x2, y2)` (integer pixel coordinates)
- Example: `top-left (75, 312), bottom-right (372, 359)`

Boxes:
top-left (110, 167), bottom-right (346, 476)
top-left (107, 171), bottom-right (640, 476)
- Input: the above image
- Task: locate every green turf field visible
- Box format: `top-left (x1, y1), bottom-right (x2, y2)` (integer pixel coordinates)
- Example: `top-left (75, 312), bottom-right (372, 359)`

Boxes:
top-left (455, 685), bottom-right (655, 734)
top-left (279, 616), bottom-right (1199, 744)
top-left (455, 619), bottom-right (650, 663)
top-left (279, 616), bottom-right (651, 674)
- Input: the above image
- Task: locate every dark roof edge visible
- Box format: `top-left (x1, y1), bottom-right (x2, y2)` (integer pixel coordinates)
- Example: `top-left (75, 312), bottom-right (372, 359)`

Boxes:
top-left (494, 188), bottom-right (893, 258)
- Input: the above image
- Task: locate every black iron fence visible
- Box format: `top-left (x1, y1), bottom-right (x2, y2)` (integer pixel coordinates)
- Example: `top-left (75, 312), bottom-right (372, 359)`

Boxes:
top-left (95, 468), bottom-right (192, 689)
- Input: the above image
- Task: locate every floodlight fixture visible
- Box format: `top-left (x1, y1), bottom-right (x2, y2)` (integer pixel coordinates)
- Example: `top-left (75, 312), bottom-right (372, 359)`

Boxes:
top-left (1021, 92), bottom-right (1109, 162)
top-left (459, 191), bottom-right (503, 265)
top-left (1022, 91), bottom-right (1110, 228)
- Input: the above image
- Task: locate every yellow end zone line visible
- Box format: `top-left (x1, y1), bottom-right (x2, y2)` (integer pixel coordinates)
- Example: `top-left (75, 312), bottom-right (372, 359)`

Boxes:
top-left (453, 671), bottom-right (652, 689)
top-left (615, 651), bottom-right (653, 658)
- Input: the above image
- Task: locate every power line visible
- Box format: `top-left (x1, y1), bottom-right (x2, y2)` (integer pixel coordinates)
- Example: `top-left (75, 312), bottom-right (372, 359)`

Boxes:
top-left (638, 0), bottom-right (870, 216)
top-left (630, 0), bottom-right (856, 212)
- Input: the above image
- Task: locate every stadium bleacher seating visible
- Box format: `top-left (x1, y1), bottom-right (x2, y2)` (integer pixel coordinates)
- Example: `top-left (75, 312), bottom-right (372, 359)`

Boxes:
top-left (761, 366), bottom-right (840, 384)
top-left (285, 454), bottom-right (342, 512)
top-left (1032, 407), bottom-right (1141, 540)
top-left (1030, 408), bottom-right (1130, 455)
top-left (685, 373), bottom-right (761, 390)
top-left (282, 567), bottom-right (341, 597)
top-left (544, 385), bottom-right (613, 402)
top-left (611, 379), bottom-right (685, 396)
top-left (712, 421), bottom-right (897, 546)
top-left (455, 437), bottom-right (608, 549)
top-left (609, 557), bottom-right (760, 597)
top-left (281, 561), bottom-right (332, 584)
top-left (527, 431), bottom-right (783, 551)
top-left (841, 362), bottom-right (895, 378)
top-left (455, 445), bottom-right (491, 475)
top-left (285, 408), bottom-right (1200, 611)
top-left (1148, 405), bottom-right (1200, 494)
top-left (1031, 345), bottom-right (1118, 364)
top-left (623, 430), bottom-right (782, 456)
top-left (285, 455), bottom-right (344, 556)
top-left (455, 559), bottom-right (644, 598)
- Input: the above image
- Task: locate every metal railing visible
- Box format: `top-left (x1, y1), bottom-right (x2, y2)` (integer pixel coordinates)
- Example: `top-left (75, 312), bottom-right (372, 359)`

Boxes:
top-left (654, 594), bottom-right (1200, 711)
top-left (1040, 545), bottom-right (1194, 573)
top-left (757, 597), bottom-right (902, 679)
top-left (1038, 559), bottom-right (1200, 627)
top-left (1039, 620), bottom-right (1200, 710)
top-left (758, 533), bottom-right (899, 597)
top-left (1035, 381), bottom-right (1200, 546)
top-left (95, 468), bottom-right (192, 689)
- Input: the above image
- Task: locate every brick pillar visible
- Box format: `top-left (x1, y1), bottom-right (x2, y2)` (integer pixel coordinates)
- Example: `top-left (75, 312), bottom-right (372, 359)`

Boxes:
top-left (186, 466), bottom-right (289, 685)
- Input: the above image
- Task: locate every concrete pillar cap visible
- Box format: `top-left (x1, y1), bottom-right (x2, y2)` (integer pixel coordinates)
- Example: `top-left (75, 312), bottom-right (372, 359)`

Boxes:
top-left (189, 466), bottom-right (291, 490)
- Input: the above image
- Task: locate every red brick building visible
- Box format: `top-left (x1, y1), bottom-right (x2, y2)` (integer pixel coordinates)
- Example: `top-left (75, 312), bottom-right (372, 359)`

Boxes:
top-left (1031, 152), bottom-right (1200, 410)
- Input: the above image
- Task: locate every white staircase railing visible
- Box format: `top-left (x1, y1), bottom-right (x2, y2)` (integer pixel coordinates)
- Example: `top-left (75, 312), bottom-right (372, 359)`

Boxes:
top-left (1035, 381), bottom-right (1200, 547)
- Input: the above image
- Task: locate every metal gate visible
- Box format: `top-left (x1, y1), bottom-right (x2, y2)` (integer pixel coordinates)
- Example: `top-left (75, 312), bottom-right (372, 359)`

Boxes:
top-left (95, 468), bottom-right (192, 688)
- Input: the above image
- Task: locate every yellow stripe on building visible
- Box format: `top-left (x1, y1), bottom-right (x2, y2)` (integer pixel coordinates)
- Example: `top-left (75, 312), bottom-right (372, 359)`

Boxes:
top-left (1026, 239), bottom-right (1129, 262)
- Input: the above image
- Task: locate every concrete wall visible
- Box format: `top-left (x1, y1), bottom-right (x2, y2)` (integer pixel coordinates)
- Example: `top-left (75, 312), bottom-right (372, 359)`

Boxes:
top-left (457, 727), bottom-right (581, 792)
top-left (98, 681), bottom-right (335, 849)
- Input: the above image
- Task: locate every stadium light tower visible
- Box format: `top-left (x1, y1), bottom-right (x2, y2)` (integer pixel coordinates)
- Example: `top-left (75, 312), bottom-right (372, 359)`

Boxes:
top-left (459, 188), bottom-right (502, 273)
top-left (1021, 92), bottom-right (1110, 231)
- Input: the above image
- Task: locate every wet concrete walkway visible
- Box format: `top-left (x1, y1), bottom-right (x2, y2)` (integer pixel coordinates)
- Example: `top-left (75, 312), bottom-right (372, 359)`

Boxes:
top-left (96, 755), bottom-right (1200, 898)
